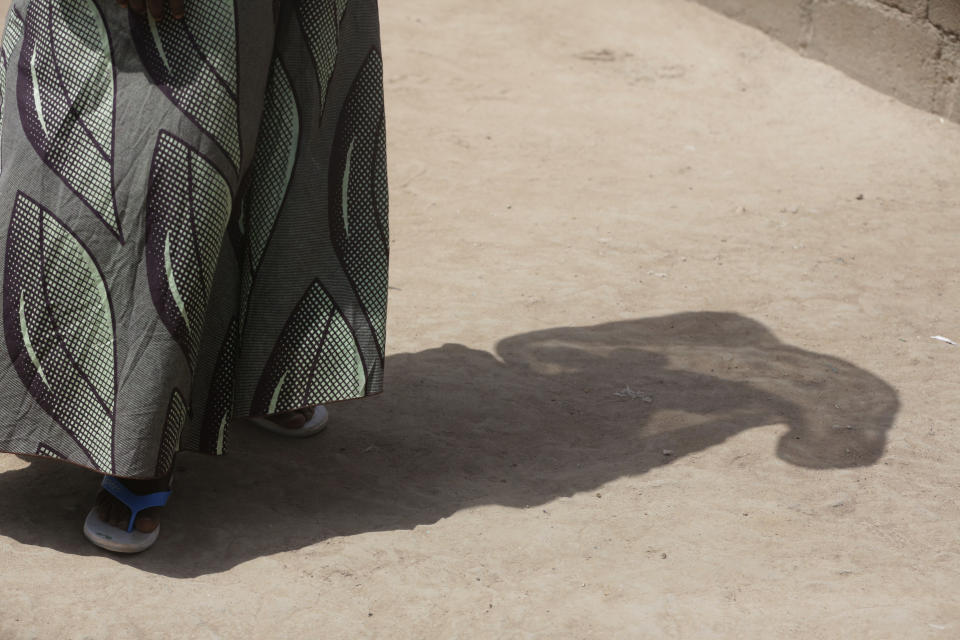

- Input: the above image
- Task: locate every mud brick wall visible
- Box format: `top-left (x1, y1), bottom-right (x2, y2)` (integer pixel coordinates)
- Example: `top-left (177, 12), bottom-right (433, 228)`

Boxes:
top-left (694, 0), bottom-right (960, 122)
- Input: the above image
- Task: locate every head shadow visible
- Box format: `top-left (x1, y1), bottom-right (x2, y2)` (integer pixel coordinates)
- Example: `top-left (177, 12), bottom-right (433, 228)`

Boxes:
top-left (0, 312), bottom-right (899, 576)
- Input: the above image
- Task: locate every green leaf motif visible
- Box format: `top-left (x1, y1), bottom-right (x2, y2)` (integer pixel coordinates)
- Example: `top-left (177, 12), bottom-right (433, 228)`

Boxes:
top-left (2, 192), bottom-right (116, 472)
top-left (0, 6), bottom-right (25, 173)
top-left (36, 442), bottom-right (66, 459)
top-left (251, 279), bottom-right (367, 415)
top-left (155, 388), bottom-right (187, 476)
top-left (199, 316), bottom-right (238, 455)
top-left (298, 0), bottom-right (347, 110)
top-left (145, 131), bottom-right (232, 369)
top-left (17, 0), bottom-right (120, 239)
top-left (130, 1), bottom-right (241, 169)
top-left (329, 49), bottom-right (389, 362)
top-left (239, 56), bottom-right (299, 332)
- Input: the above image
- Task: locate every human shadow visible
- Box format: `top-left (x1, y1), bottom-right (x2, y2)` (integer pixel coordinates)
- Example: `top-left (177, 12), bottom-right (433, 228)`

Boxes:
top-left (0, 312), bottom-right (899, 577)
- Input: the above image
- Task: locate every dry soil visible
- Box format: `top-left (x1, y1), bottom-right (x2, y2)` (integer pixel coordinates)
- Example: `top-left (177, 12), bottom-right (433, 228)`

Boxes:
top-left (1, 0), bottom-right (960, 638)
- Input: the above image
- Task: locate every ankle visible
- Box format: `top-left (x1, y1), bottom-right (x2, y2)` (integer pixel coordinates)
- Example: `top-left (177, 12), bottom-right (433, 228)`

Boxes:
top-left (113, 472), bottom-right (173, 494)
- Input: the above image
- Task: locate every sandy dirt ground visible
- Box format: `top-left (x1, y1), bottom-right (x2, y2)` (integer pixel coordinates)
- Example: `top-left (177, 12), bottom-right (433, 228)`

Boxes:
top-left (1, 0), bottom-right (960, 637)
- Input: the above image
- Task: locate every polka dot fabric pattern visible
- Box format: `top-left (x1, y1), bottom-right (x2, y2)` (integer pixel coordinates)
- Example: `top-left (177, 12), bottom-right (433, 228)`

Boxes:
top-left (298, 0), bottom-right (347, 109)
top-left (0, 7), bottom-right (24, 172)
top-left (251, 279), bottom-right (366, 416)
top-left (16, 0), bottom-right (119, 239)
top-left (36, 442), bottom-right (66, 459)
top-left (2, 192), bottom-right (117, 472)
top-left (144, 130), bottom-right (232, 370)
top-left (196, 315), bottom-right (238, 457)
top-left (329, 48), bottom-right (388, 363)
top-left (155, 388), bottom-right (187, 477)
top-left (239, 56), bottom-right (298, 334)
top-left (129, 0), bottom-right (241, 169)
top-left (0, 0), bottom-right (389, 479)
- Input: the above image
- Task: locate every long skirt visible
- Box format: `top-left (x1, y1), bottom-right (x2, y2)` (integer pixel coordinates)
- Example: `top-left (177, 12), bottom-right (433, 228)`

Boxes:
top-left (0, 0), bottom-right (389, 478)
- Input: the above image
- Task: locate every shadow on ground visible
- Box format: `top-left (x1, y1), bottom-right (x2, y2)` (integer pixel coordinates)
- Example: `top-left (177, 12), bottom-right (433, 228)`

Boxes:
top-left (0, 312), bottom-right (899, 577)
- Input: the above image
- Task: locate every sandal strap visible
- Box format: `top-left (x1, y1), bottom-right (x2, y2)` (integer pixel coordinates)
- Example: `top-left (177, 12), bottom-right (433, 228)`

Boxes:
top-left (101, 476), bottom-right (172, 533)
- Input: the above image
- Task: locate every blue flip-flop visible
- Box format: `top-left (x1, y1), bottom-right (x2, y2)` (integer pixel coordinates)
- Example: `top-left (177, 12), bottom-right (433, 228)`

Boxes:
top-left (83, 475), bottom-right (172, 553)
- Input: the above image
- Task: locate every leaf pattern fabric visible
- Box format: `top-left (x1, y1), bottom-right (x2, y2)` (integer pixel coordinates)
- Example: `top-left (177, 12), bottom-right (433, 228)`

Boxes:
top-left (252, 279), bottom-right (367, 416)
top-left (129, 1), bottom-right (241, 170)
top-left (198, 316), bottom-right (239, 455)
top-left (298, 0), bottom-right (348, 110)
top-left (330, 49), bottom-right (389, 362)
top-left (0, 0), bottom-right (389, 478)
top-left (239, 57), bottom-right (299, 333)
top-left (16, 0), bottom-right (119, 239)
top-left (2, 191), bottom-right (116, 472)
top-left (0, 6), bottom-right (25, 173)
top-left (36, 442), bottom-right (66, 459)
top-left (155, 388), bottom-right (187, 476)
top-left (145, 130), bottom-right (232, 370)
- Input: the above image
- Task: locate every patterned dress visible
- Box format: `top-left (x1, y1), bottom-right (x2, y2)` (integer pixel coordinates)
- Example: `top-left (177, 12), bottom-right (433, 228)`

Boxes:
top-left (0, 0), bottom-right (389, 478)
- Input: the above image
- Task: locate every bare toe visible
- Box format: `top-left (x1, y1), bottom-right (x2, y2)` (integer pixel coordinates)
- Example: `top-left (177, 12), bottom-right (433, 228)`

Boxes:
top-left (271, 409), bottom-right (307, 429)
top-left (135, 508), bottom-right (159, 533)
top-left (106, 502), bottom-right (122, 528)
top-left (286, 412), bottom-right (307, 428)
top-left (95, 491), bottom-right (111, 520)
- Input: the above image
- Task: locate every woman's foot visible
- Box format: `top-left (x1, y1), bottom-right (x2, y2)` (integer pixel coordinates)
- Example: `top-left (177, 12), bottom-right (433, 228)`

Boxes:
top-left (94, 472), bottom-right (172, 534)
top-left (261, 406), bottom-right (317, 431)
top-left (248, 405), bottom-right (329, 438)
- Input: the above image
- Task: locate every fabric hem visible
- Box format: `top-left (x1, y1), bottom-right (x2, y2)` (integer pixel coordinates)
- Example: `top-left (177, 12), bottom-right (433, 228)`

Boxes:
top-left (0, 388), bottom-right (384, 480)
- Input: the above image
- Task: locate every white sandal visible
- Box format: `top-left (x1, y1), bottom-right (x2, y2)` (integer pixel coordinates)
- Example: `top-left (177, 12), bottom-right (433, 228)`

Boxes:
top-left (247, 405), bottom-right (329, 438)
top-left (83, 475), bottom-right (172, 554)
